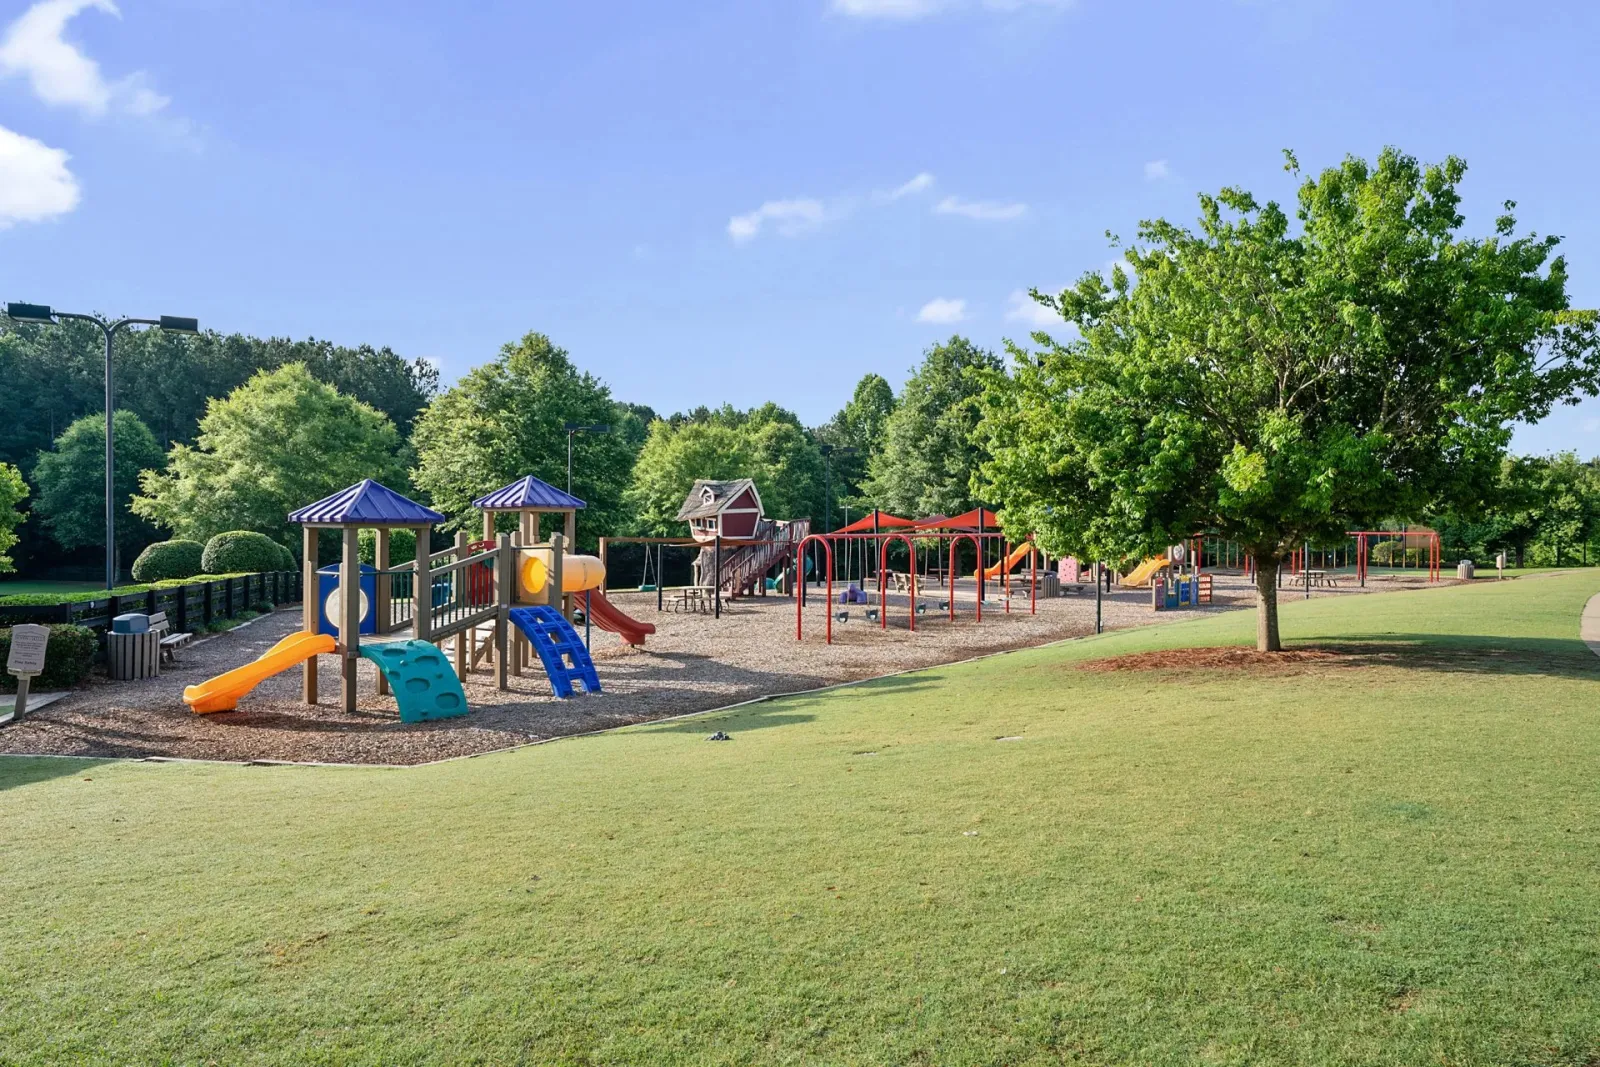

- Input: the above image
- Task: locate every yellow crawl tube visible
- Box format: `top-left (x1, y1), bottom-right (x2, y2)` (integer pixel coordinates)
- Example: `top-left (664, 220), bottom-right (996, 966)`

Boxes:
top-left (520, 551), bottom-right (606, 599)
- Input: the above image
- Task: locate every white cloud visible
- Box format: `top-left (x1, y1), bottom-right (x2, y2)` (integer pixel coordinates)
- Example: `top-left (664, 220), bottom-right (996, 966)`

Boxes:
top-left (917, 297), bottom-right (967, 324)
top-left (831, 0), bottom-right (1072, 18)
top-left (1584, 417), bottom-right (1600, 434)
top-left (0, 123), bottom-right (80, 227)
top-left (0, 0), bottom-right (169, 117)
top-left (882, 171), bottom-right (935, 200)
top-left (1004, 288), bottom-right (1064, 327)
top-left (1144, 159), bottom-right (1170, 181)
top-left (935, 195), bottom-right (1027, 221)
top-left (728, 198), bottom-right (829, 243)
top-left (831, 0), bottom-right (945, 17)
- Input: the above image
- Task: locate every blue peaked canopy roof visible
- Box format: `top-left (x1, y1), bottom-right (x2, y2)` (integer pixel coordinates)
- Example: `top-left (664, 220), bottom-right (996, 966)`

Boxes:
top-left (288, 479), bottom-right (446, 526)
top-left (472, 475), bottom-right (586, 511)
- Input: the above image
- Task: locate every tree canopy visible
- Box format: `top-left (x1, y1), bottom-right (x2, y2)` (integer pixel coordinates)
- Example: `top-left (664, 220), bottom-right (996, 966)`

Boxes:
top-left (0, 318), bottom-right (437, 473)
top-left (132, 363), bottom-right (409, 546)
top-left (409, 332), bottom-right (638, 550)
top-left (31, 411), bottom-right (165, 558)
top-left (867, 337), bottom-right (1001, 517)
top-left (626, 404), bottom-right (825, 535)
top-left (975, 148), bottom-right (1600, 650)
top-left (0, 462), bottom-right (25, 575)
top-left (815, 373), bottom-right (898, 521)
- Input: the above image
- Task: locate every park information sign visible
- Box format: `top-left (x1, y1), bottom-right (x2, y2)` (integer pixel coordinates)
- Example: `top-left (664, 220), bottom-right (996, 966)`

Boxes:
top-left (5, 623), bottom-right (49, 722)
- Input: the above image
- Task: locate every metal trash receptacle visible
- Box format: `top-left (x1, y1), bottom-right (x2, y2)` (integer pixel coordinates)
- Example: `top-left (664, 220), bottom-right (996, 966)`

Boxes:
top-left (107, 630), bottom-right (160, 680)
top-left (1456, 560), bottom-right (1475, 581)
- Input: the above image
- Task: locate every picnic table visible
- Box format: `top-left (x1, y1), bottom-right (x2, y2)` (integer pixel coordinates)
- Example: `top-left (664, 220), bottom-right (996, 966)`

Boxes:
top-left (669, 586), bottom-right (717, 613)
top-left (1304, 569), bottom-right (1339, 588)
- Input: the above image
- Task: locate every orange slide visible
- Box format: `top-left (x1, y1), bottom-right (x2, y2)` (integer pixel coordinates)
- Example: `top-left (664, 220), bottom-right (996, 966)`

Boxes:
top-left (979, 542), bottom-right (1036, 581)
top-left (583, 589), bottom-right (656, 647)
top-left (183, 631), bottom-right (336, 714)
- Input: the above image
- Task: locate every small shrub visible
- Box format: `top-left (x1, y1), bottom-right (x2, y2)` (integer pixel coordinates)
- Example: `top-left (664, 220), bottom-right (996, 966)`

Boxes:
top-left (0, 623), bottom-right (97, 691)
top-left (274, 542), bottom-right (297, 572)
top-left (130, 539), bottom-right (205, 582)
top-left (202, 531), bottom-right (284, 575)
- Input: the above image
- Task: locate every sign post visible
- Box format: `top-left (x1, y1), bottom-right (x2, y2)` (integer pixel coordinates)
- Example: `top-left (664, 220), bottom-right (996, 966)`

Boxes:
top-left (6, 623), bottom-right (49, 722)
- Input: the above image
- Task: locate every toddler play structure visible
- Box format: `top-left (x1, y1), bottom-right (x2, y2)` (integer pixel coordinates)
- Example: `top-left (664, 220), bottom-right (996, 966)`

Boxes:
top-left (182, 474), bottom-right (652, 718)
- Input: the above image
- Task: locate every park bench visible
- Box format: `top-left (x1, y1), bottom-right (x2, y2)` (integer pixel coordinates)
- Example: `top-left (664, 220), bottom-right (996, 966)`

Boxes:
top-left (149, 611), bottom-right (192, 665)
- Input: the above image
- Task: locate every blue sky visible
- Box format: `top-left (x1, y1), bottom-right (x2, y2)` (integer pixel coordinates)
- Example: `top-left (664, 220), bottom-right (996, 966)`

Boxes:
top-left (2, 0), bottom-right (1598, 452)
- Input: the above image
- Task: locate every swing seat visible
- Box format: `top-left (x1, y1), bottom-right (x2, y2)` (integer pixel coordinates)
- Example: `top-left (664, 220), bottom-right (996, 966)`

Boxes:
top-left (834, 611), bottom-right (850, 624)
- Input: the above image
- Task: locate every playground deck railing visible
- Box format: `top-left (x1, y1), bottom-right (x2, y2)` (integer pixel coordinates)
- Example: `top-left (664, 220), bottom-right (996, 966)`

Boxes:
top-left (426, 546), bottom-right (501, 639)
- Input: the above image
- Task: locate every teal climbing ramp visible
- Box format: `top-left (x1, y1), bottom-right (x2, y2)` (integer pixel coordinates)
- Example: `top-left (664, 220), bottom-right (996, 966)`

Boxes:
top-left (358, 640), bottom-right (469, 723)
top-left (508, 606), bottom-right (602, 698)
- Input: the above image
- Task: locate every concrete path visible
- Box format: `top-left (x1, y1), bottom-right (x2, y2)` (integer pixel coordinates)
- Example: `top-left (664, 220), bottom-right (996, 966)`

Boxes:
top-left (1583, 592), bottom-right (1600, 658)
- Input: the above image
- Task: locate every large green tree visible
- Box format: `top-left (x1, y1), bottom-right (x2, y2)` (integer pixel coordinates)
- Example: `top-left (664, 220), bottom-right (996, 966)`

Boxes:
top-left (0, 462), bottom-right (25, 574)
top-left (626, 421), bottom-right (754, 535)
top-left (32, 411), bottom-right (166, 559)
top-left (866, 337), bottom-right (1002, 517)
top-left (132, 363), bottom-right (408, 545)
top-left (975, 149), bottom-right (1600, 650)
top-left (625, 403), bottom-right (825, 535)
top-left (815, 373), bottom-right (898, 521)
top-left (409, 332), bottom-right (636, 550)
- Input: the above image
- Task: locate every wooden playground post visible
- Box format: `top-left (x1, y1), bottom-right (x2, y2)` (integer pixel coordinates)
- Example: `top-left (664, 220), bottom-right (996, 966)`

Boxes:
top-left (301, 525), bottom-right (319, 704)
top-left (494, 531), bottom-right (512, 690)
top-left (374, 527), bottom-right (395, 696)
top-left (413, 526), bottom-right (432, 644)
top-left (374, 528), bottom-right (391, 636)
top-left (339, 526), bottom-right (360, 714)
top-left (453, 530), bottom-right (470, 681)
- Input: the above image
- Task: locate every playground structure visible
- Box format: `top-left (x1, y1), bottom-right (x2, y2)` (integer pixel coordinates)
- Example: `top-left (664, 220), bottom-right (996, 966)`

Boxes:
top-left (595, 500), bottom-right (1051, 646)
top-left (182, 475), bottom-right (656, 718)
top-left (1191, 529), bottom-right (1443, 586)
top-left (793, 508), bottom-right (1046, 644)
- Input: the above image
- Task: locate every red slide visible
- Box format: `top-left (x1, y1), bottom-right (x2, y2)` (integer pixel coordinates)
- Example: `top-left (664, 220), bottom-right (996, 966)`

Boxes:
top-left (584, 589), bottom-right (656, 646)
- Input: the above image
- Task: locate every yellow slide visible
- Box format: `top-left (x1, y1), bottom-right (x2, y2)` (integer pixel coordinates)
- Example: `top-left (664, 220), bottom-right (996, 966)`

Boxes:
top-left (183, 631), bottom-right (336, 714)
top-left (1119, 556), bottom-right (1172, 588)
top-left (979, 542), bottom-right (1036, 580)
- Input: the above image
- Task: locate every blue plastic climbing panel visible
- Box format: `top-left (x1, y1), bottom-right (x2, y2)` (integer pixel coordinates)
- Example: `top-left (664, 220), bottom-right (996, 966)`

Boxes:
top-left (507, 606), bottom-right (602, 698)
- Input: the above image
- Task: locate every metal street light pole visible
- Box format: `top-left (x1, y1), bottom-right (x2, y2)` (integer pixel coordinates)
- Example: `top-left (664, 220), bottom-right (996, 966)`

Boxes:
top-left (6, 304), bottom-right (197, 589)
top-left (564, 423), bottom-right (611, 496)
top-left (817, 445), bottom-right (856, 580)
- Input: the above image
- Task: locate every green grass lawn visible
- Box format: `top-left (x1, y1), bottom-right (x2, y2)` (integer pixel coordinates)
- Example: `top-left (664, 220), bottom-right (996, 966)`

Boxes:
top-left (4, 574), bottom-right (1600, 1065)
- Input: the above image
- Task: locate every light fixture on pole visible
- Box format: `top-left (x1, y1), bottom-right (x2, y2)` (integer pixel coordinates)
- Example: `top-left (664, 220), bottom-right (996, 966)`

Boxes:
top-left (563, 422), bottom-right (611, 495)
top-left (6, 303), bottom-right (199, 589)
top-left (818, 444), bottom-right (858, 581)
top-left (818, 444), bottom-right (858, 535)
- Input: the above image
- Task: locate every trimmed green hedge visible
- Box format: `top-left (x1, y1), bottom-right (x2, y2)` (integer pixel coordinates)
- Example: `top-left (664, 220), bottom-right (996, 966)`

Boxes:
top-left (275, 541), bottom-right (297, 571)
top-left (358, 528), bottom-right (417, 566)
top-left (0, 624), bottom-right (97, 691)
top-left (130, 539), bottom-right (205, 582)
top-left (0, 572), bottom-right (282, 607)
top-left (202, 531), bottom-right (284, 575)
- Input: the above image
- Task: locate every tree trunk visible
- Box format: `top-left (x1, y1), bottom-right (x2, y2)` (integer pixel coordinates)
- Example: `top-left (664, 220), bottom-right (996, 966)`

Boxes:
top-left (1252, 551), bottom-right (1282, 652)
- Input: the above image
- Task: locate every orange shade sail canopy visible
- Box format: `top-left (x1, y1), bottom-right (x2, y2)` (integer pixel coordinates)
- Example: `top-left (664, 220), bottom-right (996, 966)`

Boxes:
top-left (832, 509), bottom-right (915, 534)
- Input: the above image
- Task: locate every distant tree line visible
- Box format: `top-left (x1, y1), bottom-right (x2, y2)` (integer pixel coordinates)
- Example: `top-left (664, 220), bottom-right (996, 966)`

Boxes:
top-left (0, 316), bottom-right (437, 574)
